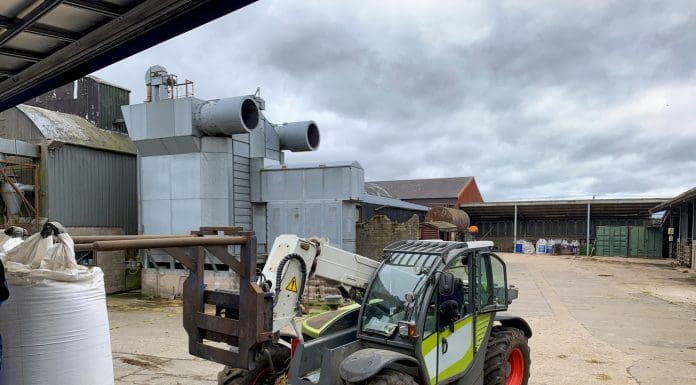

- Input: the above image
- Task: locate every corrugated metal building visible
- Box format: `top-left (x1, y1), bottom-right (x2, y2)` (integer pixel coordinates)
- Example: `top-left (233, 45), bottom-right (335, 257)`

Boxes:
top-left (24, 76), bottom-right (130, 133)
top-left (0, 104), bottom-right (137, 233)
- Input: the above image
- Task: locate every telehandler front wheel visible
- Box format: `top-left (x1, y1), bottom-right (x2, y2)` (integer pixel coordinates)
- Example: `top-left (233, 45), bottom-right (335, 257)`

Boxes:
top-left (218, 346), bottom-right (290, 385)
top-left (484, 326), bottom-right (530, 385)
top-left (365, 369), bottom-right (417, 385)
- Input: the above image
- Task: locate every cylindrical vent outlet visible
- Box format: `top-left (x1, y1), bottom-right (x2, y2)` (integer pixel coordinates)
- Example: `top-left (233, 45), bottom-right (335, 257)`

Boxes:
top-left (425, 207), bottom-right (470, 232)
top-left (278, 121), bottom-right (320, 152)
top-left (193, 96), bottom-right (260, 136)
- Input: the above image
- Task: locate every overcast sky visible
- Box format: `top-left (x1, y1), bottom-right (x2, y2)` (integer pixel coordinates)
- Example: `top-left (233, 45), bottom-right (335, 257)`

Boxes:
top-left (94, 0), bottom-right (696, 201)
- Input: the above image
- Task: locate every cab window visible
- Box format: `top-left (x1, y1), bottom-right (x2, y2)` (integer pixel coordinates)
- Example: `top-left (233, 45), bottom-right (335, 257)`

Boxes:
top-left (423, 253), bottom-right (472, 337)
top-left (476, 252), bottom-right (507, 312)
top-left (442, 253), bottom-right (471, 318)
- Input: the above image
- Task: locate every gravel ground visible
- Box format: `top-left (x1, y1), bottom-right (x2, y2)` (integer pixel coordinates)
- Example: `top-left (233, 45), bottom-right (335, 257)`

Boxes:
top-left (108, 254), bottom-right (696, 384)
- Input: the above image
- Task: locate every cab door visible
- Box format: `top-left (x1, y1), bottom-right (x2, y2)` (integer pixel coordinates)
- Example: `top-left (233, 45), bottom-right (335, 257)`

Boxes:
top-left (473, 252), bottom-right (509, 351)
top-left (420, 253), bottom-right (475, 384)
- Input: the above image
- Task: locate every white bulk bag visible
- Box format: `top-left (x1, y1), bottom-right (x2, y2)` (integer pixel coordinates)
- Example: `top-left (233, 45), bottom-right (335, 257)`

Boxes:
top-left (0, 229), bottom-right (114, 385)
top-left (0, 234), bottom-right (23, 259)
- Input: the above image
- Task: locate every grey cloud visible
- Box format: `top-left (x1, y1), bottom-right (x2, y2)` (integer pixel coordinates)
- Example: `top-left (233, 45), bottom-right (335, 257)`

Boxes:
top-left (94, 0), bottom-right (696, 201)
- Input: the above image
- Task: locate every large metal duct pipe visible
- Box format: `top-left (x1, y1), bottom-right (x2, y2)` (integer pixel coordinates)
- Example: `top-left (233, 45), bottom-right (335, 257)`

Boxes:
top-left (278, 121), bottom-right (320, 152)
top-left (193, 96), bottom-right (260, 136)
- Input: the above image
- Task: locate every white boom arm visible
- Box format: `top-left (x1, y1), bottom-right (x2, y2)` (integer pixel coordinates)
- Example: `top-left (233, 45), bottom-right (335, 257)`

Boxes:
top-left (261, 234), bottom-right (380, 333)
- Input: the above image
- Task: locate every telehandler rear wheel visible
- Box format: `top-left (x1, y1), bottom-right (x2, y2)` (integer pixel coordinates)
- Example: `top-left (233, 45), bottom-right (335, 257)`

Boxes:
top-left (366, 369), bottom-right (417, 385)
top-left (484, 326), bottom-right (530, 385)
top-left (218, 346), bottom-right (290, 385)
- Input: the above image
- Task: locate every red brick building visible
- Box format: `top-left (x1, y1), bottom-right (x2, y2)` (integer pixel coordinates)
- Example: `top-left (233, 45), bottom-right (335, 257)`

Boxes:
top-left (365, 177), bottom-right (484, 208)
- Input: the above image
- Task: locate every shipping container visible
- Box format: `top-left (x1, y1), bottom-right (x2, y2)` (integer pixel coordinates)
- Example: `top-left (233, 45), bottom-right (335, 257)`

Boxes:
top-left (628, 226), bottom-right (663, 258)
top-left (596, 226), bottom-right (628, 256)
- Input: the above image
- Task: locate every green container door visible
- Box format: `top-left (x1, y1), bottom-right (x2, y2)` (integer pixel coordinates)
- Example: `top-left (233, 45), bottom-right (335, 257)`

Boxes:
top-left (595, 226), bottom-right (628, 256)
top-left (645, 228), bottom-right (663, 258)
top-left (611, 226), bottom-right (628, 256)
top-left (629, 227), bottom-right (646, 257)
top-left (595, 226), bottom-right (611, 256)
top-left (628, 226), bottom-right (663, 258)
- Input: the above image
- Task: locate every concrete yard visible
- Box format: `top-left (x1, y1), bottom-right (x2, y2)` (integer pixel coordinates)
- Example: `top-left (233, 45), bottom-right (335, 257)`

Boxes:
top-left (108, 254), bottom-right (696, 385)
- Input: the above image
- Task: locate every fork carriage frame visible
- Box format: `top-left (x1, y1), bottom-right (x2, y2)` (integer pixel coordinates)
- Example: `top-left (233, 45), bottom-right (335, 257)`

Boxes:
top-left (74, 226), bottom-right (272, 370)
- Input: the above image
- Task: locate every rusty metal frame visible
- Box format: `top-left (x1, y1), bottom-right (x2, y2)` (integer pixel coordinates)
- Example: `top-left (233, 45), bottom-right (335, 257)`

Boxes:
top-left (75, 227), bottom-right (273, 369)
top-left (0, 159), bottom-right (40, 233)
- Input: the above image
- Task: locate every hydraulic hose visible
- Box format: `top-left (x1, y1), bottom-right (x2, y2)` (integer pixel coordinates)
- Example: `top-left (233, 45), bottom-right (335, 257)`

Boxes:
top-left (273, 253), bottom-right (307, 308)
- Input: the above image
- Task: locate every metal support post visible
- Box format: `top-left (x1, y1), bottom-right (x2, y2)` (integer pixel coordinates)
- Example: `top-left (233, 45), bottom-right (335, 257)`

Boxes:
top-left (513, 204), bottom-right (518, 251)
top-left (586, 203), bottom-right (591, 256)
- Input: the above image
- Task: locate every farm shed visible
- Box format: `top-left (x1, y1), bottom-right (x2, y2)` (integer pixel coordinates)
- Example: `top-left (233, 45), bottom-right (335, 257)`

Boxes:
top-left (651, 187), bottom-right (696, 267)
top-left (462, 198), bottom-right (667, 255)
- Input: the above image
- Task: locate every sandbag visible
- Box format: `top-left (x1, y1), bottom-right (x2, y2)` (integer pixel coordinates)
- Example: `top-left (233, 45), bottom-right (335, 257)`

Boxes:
top-left (0, 225), bottom-right (114, 385)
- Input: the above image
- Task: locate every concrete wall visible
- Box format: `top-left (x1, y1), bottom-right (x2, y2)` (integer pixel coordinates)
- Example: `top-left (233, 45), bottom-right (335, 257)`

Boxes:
top-left (141, 269), bottom-right (239, 299)
top-left (356, 214), bottom-right (419, 260)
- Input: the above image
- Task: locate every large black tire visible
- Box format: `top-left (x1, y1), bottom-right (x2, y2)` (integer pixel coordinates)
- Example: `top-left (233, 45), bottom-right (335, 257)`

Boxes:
top-left (218, 346), bottom-right (290, 385)
top-left (366, 369), bottom-right (418, 385)
top-left (484, 326), bottom-right (530, 385)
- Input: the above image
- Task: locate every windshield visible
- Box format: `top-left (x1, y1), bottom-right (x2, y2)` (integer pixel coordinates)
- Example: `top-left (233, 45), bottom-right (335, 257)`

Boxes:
top-left (361, 252), bottom-right (439, 337)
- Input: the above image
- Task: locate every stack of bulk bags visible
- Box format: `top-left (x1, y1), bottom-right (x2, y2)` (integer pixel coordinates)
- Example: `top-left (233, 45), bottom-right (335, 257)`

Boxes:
top-left (0, 222), bottom-right (114, 385)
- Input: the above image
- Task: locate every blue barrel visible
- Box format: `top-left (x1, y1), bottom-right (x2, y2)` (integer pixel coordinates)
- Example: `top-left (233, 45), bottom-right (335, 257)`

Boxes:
top-left (515, 242), bottom-right (523, 253)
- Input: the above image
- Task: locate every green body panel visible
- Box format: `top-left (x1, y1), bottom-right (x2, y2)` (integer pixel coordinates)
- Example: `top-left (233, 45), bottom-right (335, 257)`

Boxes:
top-left (421, 316), bottom-right (475, 385)
top-left (475, 313), bottom-right (492, 349)
top-left (302, 303), bottom-right (361, 338)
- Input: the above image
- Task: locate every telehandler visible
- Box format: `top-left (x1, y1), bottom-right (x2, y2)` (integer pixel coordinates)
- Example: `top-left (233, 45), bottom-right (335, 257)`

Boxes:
top-left (219, 235), bottom-right (532, 385)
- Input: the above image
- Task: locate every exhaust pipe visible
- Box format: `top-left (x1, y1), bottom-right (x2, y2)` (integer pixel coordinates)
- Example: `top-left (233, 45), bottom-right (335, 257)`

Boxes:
top-left (193, 96), bottom-right (260, 136)
top-left (278, 121), bottom-right (320, 152)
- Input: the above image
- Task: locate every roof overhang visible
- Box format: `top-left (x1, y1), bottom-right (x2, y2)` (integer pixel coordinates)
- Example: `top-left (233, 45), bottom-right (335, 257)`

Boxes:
top-left (461, 198), bottom-right (669, 220)
top-left (650, 187), bottom-right (696, 213)
top-left (0, 0), bottom-right (257, 112)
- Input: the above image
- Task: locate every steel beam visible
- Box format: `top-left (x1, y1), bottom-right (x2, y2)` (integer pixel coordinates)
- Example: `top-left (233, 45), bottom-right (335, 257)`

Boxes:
top-left (72, 234), bottom-right (198, 243)
top-left (89, 236), bottom-right (247, 251)
top-left (0, 47), bottom-right (43, 62)
top-left (0, 0), bottom-right (63, 49)
top-left (0, 16), bottom-right (77, 42)
top-left (63, 0), bottom-right (127, 18)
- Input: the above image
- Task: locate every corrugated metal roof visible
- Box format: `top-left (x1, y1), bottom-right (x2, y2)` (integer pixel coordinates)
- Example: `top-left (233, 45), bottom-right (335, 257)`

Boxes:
top-left (461, 198), bottom-right (668, 220)
top-left (0, 0), bottom-right (257, 111)
top-left (366, 177), bottom-right (472, 200)
top-left (86, 74), bottom-right (130, 92)
top-left (361, 194), bottom-right (430, 212)
top-left (17, 104), bottom-right (136, 154)
top-left (650, 187), bottom-right (696, 213)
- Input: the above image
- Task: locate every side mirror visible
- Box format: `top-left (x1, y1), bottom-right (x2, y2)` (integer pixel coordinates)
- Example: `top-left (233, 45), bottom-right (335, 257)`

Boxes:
top-left (438, 272), bottom-right (455, 297)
